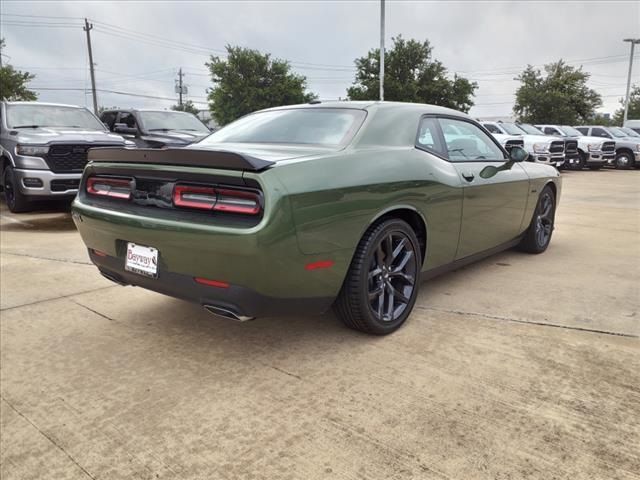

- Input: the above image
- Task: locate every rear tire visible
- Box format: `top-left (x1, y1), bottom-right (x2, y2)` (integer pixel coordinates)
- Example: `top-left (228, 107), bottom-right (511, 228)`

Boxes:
top-left (519, 186), bottom-right (555, 254)
top-left (3, 165), bottom-right (31, 213)
top-left (334, 218), bottom-right (421, 335)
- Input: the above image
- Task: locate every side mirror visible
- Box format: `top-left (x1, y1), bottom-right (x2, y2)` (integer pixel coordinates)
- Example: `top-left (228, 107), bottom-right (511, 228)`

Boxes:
top-left (114, 123), bottom-right (137, 135)
top-left (509, 145), bottom-right (529, 163)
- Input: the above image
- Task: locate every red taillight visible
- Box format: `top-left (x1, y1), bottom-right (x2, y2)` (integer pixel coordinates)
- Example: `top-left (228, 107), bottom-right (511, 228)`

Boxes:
top-left (213, 189), bottom-right (261, 215)
top-left (194, 277), bottom-right (230, 289)
top-left (86, 177), bottom-right (132, 200)
top-left (173, 184), bottom-right (261, 215)
top-left (173, 185), bottom-right (217, 210)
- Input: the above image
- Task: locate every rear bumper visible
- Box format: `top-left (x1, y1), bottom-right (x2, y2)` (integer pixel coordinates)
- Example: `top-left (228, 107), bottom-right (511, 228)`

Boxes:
top-left (90, 250), bottom-right (333, 318)
top-left (72, 198), bottom-right (351, 314)
top-left (13, 168), bottom-right (80, 196)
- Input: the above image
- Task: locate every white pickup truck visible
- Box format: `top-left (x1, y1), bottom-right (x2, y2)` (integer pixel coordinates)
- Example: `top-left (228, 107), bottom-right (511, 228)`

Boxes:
top-left (536, 125), bottom-right (615, 170)
top-left (481, 121), bottom-right (568, 169)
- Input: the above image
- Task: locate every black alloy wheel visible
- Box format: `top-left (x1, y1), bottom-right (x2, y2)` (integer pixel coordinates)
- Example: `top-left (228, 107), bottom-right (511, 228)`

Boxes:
top-left (367, 231), bottom-right (418, 323)
top-left (335, 218), bottom-right (421, 335)
top-left (519, 186), bottom-right (555, 254)
top-left (534, 191), bottom-right (554, 249)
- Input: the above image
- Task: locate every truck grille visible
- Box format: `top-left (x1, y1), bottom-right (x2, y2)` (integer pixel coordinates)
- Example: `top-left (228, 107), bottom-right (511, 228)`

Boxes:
top-left (45, 144), bottom-right (113, 173)
top-left (564, 140), bottom-right (578, 154)
top-left (549, 141), bottom-right (565, 154)
top-left (602, 141), bottom-right (615, 153)
top-left (504, 139), bottom-right (524, 151)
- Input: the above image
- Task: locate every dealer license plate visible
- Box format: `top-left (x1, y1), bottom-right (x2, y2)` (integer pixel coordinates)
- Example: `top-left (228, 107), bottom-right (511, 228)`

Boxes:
top-left (125, 242), bottom-right (158, 278)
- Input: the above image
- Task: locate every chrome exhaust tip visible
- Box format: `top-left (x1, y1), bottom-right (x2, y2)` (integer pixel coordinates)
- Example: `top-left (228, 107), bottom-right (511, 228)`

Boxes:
top-left (203, 305), bottom-right (255, 322)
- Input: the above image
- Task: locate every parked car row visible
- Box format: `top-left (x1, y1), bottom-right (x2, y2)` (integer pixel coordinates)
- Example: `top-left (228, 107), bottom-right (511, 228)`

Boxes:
top-left (0, 101), bottom-right (210, 212)
top-left (480, 120), bottom-right (640, 171)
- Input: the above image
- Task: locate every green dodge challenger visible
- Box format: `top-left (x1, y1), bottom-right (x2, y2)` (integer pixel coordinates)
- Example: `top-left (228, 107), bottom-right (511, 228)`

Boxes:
top-left (72, 101), bottom-right (561, 335)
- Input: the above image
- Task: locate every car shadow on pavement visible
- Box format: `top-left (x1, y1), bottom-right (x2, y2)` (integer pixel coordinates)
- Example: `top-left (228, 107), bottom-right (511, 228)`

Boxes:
top-left (1, 197), bottom-right (77, 231)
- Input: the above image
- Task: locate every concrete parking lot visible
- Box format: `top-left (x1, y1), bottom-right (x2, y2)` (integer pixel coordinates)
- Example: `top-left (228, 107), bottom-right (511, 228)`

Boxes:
top-left (1, 170), bottom-right (638, 479)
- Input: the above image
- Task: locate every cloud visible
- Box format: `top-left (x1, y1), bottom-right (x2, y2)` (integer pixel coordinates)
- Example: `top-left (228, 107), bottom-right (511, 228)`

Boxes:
top-left (2, 0), bottom-right (639, 117)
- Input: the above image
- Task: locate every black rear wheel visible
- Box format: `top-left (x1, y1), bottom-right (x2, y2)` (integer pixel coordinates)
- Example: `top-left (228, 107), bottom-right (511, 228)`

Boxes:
top-left (334, 218), bottom-right (421, 335)
top-left (519, 186), bottom-right (555, 254)
top-left (572, 152), bottom-right (586, 170)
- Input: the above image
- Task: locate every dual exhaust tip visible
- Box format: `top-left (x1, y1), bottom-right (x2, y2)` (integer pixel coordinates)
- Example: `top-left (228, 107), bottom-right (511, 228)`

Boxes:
top-left (203, 304), bottom-right (255, 322)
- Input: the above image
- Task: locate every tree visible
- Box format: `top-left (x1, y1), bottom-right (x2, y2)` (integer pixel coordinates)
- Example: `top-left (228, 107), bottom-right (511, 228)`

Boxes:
top-left (171, 100), bottom-right (200, 115)
top-left (513, 60), bottom-right (601, 124)
top-left (0, 39), bottom-right (37, 101)
top-left (589, 113), bottom-right (614, 127)
top-left (612, 84), bottom-right (640, 125)
top-left (347, 36), bottom-right (477, 112)
top-left (206, 46), bottom-right (316, 125)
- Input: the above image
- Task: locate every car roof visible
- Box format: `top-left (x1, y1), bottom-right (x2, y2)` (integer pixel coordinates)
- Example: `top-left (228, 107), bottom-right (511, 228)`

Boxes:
top-left (102, 109), bottom-right (194, 114)
top-left (258, 100), bottom-right (469, 118)
top-left (3, 101), bottom-right (86, 108)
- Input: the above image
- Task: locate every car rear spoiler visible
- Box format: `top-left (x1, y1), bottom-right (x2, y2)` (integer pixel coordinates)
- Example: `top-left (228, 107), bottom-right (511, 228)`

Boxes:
top-left (87, 147), bottom-right (275, 172)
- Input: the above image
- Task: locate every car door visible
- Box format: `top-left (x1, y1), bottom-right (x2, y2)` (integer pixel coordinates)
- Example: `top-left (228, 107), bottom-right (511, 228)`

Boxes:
top-left (438, 117), bottom-right (530, 259)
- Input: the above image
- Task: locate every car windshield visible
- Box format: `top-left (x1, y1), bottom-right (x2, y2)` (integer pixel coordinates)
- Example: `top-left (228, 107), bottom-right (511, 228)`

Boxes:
top-left (137, 111), bottom-right (209, 133)
top-left (518, 124), bottom-right (544, 135)
top-left (620, 127), bottom-right (640, 137)
top-left (608, 127), bottom-right (629, 138)
top-left (499, 123), bottom-right (525, 135)
top-left (560, 126), bottom-right (583, 136)
top-left (200, 108), bottom-right (367, 147)
top-left (5, 104), bottom-right (105, 130)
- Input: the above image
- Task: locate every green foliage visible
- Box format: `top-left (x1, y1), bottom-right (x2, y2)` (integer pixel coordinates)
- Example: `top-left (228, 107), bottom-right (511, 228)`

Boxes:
top-left (347, 36), bottom-right (477, 112)
top-left (171, 100), bottom-right (200, 115)
top-left (0, 39), bottom-right (37, 101)
top-left (206, 46), bottom-right (316, 126)
top-left (589, 113), bottom-right (614, 127)
top-left (513, 60), bottom-right (601, 124)
top-left (612, 84), bottom-right (640, 125)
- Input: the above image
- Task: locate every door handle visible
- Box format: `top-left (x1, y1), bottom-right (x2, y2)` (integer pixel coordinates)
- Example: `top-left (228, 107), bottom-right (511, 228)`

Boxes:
top-left (462, 172), bottom-right (475, 182)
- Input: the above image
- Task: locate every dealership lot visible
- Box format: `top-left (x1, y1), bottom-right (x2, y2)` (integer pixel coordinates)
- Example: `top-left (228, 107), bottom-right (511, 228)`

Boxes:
top-left (1, 171), bottom-right (638, 479)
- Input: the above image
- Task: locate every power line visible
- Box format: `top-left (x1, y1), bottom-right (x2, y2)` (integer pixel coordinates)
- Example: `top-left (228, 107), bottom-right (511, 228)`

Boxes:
top-left (30, 87), bottom-right (209, 105)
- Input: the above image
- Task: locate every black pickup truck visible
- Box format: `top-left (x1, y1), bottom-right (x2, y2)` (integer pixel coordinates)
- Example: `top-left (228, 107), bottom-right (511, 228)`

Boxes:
top-left (100, 109), bottom-right (211, 148)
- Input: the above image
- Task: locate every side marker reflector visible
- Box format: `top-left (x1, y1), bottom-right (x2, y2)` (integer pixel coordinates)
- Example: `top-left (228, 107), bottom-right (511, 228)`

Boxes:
top-left (195, 277), bottom-right (230, 289)
top-left (92, 249), bottom-right (108, 257)
top-left (305, 260), bottom-right (334, 271)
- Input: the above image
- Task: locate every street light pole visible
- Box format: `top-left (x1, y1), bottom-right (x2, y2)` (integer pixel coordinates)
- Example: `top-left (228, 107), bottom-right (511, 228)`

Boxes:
top-left (623, 38), bottom-right (640, 125)
top-left (379, 0), bottom-right (385, 101)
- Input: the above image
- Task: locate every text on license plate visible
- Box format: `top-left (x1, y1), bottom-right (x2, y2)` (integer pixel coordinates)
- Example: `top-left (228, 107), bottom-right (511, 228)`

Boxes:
top-left (125, 243), bottom-right (158, 278)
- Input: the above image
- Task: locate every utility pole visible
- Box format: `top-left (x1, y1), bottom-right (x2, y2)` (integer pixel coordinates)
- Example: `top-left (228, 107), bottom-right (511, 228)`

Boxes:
top-left (379, 0), bottom-right (385, 101)
top-left (623, 38), bottom-right (640, 125)
top-left (84, 18), bottom-right (98, 114)
top-left (178, 68), bottom-right (184, 107)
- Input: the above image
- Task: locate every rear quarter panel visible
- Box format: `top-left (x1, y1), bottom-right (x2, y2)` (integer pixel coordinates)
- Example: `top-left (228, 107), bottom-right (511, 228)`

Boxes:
top-left (269, 147), bottom-right (463, 272)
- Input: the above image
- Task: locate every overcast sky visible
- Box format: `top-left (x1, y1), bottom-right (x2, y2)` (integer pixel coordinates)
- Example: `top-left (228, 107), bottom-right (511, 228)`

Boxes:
top-left (2, 0), bottom-right (639, 119)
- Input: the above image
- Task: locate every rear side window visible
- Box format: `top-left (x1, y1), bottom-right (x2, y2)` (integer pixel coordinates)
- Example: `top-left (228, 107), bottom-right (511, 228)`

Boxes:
top-left (576, 127), bottom-right (589, 135)
top-left (439, 118), bottom-right (505, 162)
top-left (416, 117), bottom-right (445, 155)
top-left (544, 127), bottom-right (560, 135)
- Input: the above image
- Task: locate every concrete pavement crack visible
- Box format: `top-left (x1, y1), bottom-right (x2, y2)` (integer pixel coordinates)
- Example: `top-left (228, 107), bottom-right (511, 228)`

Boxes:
top-left (1, 396), bottom-right (97, 480)
top-left (0, 285), bottom-right (119, 312)
top-left (71, 300), bottom-right (117, 322)
top-left (2, 251), bottom-right (92, 266)
top-left (417, 305), bottom-right (639, 338)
